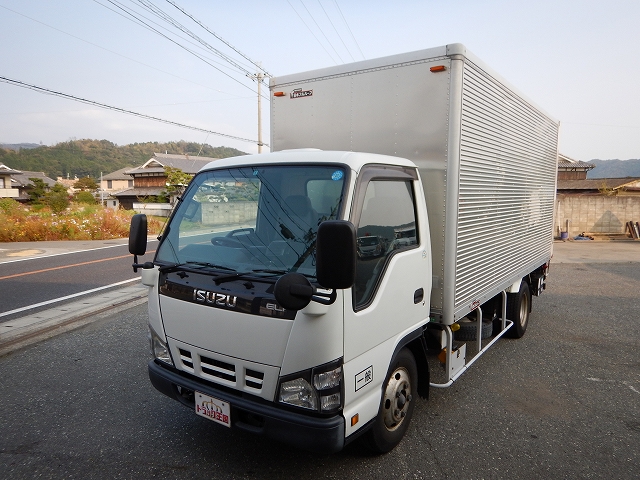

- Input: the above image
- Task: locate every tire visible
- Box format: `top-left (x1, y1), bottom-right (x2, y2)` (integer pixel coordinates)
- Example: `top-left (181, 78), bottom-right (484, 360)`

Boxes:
top-left (454, 319), bottom-right (493, 341)
top-left (364, 348), bottom-right (417, 453)
top-left (506, 281), bottom-right (531, 338)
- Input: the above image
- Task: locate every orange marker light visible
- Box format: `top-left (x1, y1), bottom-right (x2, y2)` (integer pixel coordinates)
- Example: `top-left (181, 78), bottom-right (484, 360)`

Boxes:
top-left (351, 414), bottom-right (359, 427)
top-left (430, 65), bottom-right (446, 72)
top-left (273, 91), bottom-right (286, 97)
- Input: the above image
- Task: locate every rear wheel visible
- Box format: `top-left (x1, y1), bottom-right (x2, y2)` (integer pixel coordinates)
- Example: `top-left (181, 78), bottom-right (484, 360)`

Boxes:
top-left (506, 281), bottom-right (530, 338)
top-left (364, 348), bottom-right (417, 453)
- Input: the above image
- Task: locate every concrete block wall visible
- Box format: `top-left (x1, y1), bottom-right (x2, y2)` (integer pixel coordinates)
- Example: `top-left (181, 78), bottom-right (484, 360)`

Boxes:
top-left (556, 195), bottom-right (640, 236)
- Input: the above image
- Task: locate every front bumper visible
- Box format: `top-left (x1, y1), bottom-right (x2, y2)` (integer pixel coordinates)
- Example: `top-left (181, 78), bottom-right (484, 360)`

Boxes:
top-left (148, 360), bottom-right (345, 453)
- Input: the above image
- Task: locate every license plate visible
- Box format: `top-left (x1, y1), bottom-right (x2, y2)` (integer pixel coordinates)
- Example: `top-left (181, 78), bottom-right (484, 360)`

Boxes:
top-left (195, 391), bottom-right (231, 428)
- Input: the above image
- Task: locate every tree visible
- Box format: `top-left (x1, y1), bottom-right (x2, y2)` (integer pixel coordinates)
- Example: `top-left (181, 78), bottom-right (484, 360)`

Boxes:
top-left (46, 183), bottom-right (70, 213)
top-left (75, 190), bottom-right (96, 204)
top-left (74, 176), bottom-right (98, 191)
top-left (164, 166), bottom-right (193, 203)
top-left (28, 177), bottom-right (48, 204)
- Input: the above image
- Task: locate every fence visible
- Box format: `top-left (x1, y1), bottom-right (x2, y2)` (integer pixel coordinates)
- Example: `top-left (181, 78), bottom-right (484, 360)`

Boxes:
top-left (556, 195), bottom-right (640, 237)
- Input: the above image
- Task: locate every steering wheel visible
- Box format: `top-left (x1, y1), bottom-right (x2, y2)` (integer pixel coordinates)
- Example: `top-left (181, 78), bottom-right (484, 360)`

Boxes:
top-left (226, 228), bottom-right (255, 238)
top-left (211, 237), bottom-right (243, 247)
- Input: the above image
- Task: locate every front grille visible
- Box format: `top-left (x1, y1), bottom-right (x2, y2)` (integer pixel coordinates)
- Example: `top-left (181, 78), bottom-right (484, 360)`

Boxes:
top-left (170, 340), bottom-right (278, 400)
top-left (201, 356), bottom-right (236, 382)
top-left (178, 348), bottom-right (194, 371)
top-left (245, 369), bottom-right (264, 390)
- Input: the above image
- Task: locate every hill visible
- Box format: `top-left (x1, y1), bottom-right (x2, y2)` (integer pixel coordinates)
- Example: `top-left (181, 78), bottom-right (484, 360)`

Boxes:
top-left (0, 143), bottom-right (41, 151)
top-left (587, 158), bottom-right (640, 179)
top-left (0, 139), bottom-right (247, 179)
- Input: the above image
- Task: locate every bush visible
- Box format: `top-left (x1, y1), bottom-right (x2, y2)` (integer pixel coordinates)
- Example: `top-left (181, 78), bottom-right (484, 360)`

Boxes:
top-left (75, 191), bottom-right (96, 204)
top-left (0, 203), bottom-right (162, 242)
top-left (0, 198), bottom-right (22, 216)
top-left (46, 184), bottom-right (70, 214)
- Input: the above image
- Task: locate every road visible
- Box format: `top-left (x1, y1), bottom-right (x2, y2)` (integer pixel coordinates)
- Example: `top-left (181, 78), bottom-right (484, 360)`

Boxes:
top-left (0, 239), bottom-right (156, 322)
top-left (0, 242), bottom-right (638, 479)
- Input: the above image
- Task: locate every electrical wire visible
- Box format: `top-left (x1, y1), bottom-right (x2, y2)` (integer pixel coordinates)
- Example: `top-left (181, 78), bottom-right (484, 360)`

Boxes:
top-left (0, 76), bottom-right (266, 146)
top-left (166, 0), bottom-right (271, 78)
top-left (286, 0), bottom-right (338, 64)
top-left (0, 3), bottom-right (247, 99)
top-left (93, 0), bottom-right (235, 71)
top-left (299, 0), bottom-right (344, 63)
top-left (135, 0), bottom-right (259, 80)
top-left (333, 0), bottom-right (365, 60)
top-left (317, 0), bottom-right (354, 62)
top-left (97, 0), bottom-right (260, 95)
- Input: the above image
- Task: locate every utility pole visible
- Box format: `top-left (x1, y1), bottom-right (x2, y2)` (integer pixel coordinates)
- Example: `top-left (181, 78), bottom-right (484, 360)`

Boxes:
top-left (249, 68), bottom-right (268, 153)
top-left (257, 72), bottom-right (263, 153)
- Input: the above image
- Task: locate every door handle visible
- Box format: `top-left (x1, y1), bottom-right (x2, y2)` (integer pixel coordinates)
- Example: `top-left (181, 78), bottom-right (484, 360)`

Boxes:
top-left (413, 288), bottom-right (424, 304)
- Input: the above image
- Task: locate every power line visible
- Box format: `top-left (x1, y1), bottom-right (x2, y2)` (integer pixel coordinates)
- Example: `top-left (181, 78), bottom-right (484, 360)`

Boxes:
top-left (299, 0), bottom-right (344, 63)
top-left (0, 3), bottom-right (247, 99)
top-left (166, 0), bottom-right (271, 78)
top-left (287, 0), bottom-right (338, 64)
top-left (0, 76), bottom-right (265, 146)
top-left (333, 0), bottom-right (365, 60)
top-left (317, 0), bottom-right (354, 62)
top-left (96, 0), bottom-right (259, 95)
top-left (135, 0), bottom-right (260, 80)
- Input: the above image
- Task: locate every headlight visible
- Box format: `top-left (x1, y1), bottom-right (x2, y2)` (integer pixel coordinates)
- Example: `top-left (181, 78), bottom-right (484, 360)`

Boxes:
top-left (314, 366), bottom-right (342, 390)
top-left (277, 359), bottom-right (343, 413)
top-left (278, 378), bottom-right (318, 410)
top-left (148, 326), bottom-right (173, 365)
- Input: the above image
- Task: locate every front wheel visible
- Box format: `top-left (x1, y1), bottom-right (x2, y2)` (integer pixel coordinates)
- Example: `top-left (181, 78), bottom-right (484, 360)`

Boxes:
top-left (364, 348), bottom-right (417, 453)
top-left (506, 281), bottom-right (531, 338)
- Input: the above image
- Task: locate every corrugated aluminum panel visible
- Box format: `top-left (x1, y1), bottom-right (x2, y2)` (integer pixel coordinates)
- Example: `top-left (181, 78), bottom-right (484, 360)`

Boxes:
top-left (452, 60), bottom-right (558, 319)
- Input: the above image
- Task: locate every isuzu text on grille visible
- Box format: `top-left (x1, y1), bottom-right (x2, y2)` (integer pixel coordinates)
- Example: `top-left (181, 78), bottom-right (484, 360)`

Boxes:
top-left (193, 290), bottom-right (237, 308)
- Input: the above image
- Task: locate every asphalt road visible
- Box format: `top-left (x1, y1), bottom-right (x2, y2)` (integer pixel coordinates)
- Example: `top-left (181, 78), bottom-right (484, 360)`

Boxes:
top-left (1, 243), bottom-right (638, 479)
top-left (0, 240), bottom-right (156, 322)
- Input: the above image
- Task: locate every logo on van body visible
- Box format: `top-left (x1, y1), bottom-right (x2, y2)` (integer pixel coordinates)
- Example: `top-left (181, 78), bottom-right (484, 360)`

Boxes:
top-left (291, 88), bottom-right (313, 99)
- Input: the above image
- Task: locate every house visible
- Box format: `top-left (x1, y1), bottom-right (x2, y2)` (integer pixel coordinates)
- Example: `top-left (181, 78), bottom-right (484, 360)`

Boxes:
top-left (100, 167), bottom-right (134, 194)
top-left (0, 163), bottom-right (21, 199)
top-left (557, 153), bottom-right (595, 180)
top-left (556, 155), bottom-right (640, 237)
top-left (112, 153), bottom-right (217, 210)
top-left (0, 165), bottom-right (56, 202)
top-left (55, 175), bottom-right (80, 196)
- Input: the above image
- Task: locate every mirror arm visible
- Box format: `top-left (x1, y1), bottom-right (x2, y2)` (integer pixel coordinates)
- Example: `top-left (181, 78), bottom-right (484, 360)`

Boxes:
top-left (310, 287), bottom-right (337, 305)
top-left (132, 256), bottom-right (154, 273)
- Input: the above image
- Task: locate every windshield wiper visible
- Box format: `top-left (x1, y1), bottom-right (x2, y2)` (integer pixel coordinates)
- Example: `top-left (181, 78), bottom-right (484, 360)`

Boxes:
top-left (252, 268), bottom-right (317, 280)
top-left (159, 262), bottom-right (236, 274)
top-left (251, 268), bottom-right (289, 275)
top-left (185, 261), bottom-right (236, 272)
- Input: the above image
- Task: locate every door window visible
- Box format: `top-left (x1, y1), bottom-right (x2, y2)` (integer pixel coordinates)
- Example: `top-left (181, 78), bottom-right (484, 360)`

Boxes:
top-left (354, 179), bottom-right (418, 308)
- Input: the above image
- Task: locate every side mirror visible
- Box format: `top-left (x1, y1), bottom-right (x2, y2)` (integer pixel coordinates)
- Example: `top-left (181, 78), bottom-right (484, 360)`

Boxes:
top-left (316, 220), bottom-right (356, 289)
top-left (129, 214), bottom-right (148, 272)
top-left (274, 273), bottom-right (338, 311)
top-left (274, 273), bottom-right (314, 311)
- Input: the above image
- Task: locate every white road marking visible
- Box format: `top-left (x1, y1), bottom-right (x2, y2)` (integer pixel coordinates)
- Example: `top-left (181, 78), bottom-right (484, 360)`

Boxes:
top-left (0, 278), bottom-right (140, 318)
top-left (0, 239), bottom-right (158, 264)
top-left (587, 377), bottom-right (639, 395)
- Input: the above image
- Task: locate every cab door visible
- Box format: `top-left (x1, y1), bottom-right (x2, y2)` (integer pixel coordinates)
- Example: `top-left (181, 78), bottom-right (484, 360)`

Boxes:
top-left (342, 165), bottom-right (431, 400)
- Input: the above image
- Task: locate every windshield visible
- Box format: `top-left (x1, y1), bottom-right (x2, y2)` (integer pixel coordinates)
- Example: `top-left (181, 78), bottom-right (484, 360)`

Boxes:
top-left (156, 164), bottom-right (346, 278)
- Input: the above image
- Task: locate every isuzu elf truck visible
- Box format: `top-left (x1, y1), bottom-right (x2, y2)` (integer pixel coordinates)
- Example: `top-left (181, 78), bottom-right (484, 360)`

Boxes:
top-left (129, 43), bottom-right (558, 453)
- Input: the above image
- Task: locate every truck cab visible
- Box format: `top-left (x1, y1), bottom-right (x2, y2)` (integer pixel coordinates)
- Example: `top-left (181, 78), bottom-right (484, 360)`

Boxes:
top-left (132, 150), bottom-right (432, 453)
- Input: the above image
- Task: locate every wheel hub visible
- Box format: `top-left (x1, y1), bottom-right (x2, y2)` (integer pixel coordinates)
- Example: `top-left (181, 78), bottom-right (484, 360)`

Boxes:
top-left (382, 367), bottom-right (412, 431)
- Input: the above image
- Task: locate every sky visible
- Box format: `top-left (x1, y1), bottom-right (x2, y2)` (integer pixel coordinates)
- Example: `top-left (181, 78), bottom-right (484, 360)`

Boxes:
top-left (1, 0), bottom-right (639, 162)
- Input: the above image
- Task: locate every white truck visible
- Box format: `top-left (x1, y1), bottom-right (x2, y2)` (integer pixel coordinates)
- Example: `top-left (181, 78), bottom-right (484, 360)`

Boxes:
top-left (129, 43), bottom-right (558, 453)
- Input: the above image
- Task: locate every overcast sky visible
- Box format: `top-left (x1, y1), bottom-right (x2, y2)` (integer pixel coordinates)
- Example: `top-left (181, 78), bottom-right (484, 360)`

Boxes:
top-left (1, 0), bottom-right (638, 161)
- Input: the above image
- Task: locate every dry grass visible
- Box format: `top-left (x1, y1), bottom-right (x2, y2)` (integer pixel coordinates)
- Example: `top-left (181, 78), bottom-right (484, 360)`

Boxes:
top-left (0, 199), bottom-right (163, 242)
